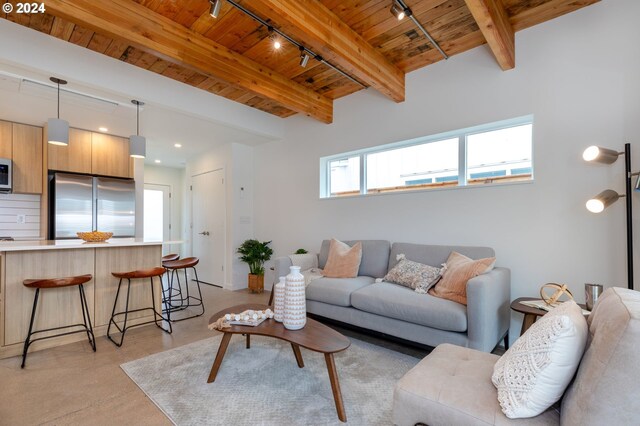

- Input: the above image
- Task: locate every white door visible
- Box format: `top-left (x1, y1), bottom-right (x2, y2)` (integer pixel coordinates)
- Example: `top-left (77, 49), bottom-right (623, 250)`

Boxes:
top-left (192, 169), bottom-right (225, 287)
top-left (144, 184), bottom-right (171, 255)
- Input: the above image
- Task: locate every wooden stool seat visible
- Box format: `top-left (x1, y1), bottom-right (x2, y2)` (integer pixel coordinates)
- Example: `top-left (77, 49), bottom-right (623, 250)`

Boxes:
top-left (111, 267), bottom-right (166, 280)
top-left (163, 257), bottom-right (199, 270)
top-left (21, 274), bottom-right (96, 368)
top-left (162, 253), bottom-right (180, 264)
top-left (23, 274), bottom-right (92, 289)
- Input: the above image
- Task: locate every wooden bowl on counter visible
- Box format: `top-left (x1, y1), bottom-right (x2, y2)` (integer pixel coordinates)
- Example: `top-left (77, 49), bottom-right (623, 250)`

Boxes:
top-left (77, 231), bottom-right (113, 242)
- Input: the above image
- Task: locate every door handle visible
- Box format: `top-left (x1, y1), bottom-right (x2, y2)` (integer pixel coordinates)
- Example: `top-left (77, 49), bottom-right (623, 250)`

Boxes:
top-left (199, 231), bottom-right (210, 236)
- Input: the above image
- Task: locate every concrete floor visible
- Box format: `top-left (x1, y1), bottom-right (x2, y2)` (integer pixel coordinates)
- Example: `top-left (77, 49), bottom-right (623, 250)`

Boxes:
top-left (0, 285), bottom-right (432, 425)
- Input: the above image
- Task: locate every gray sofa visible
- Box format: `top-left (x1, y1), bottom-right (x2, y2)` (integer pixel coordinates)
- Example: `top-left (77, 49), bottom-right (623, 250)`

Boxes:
top-left (273, 240), bottom-right (511, 352)
top-left (392, 287), bottom-right (640, 425)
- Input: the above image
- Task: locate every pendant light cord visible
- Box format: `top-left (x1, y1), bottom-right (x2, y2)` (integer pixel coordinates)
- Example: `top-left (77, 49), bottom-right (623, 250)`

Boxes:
top-left (136, 102), bottom-right (140, 135)
top-left (57, 81), bottom-right (60, 119)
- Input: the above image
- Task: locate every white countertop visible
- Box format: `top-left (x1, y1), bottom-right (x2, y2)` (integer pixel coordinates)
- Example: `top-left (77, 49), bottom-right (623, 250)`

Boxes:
top-left (0, 238), bottom-right (184, 252)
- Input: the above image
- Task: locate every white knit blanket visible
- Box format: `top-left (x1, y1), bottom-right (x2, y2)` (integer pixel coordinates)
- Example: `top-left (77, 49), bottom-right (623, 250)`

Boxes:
top-left (288, 254), bottom-right (323, 286)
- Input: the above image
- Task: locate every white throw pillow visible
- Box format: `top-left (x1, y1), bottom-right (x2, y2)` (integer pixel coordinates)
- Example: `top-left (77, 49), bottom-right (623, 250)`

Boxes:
top-left (491, 301), bottom-right (588, 419)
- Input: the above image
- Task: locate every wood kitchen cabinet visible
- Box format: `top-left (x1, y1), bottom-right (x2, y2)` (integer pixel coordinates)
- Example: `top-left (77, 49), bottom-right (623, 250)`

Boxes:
top-left (0, 121), bottom-right (12, 159)
top-left (12, 123), bottom-right (42, 194)
top-left (91, 133), bottom-right (133, 178)
top-left (48, 128), bottom-right (92, 174)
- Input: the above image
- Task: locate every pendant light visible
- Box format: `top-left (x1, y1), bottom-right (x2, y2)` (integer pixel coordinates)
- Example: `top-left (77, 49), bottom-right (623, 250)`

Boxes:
top-left (47, 77), bottom-right (69, 146)
top-left (130, 100), bottom-right (146, 159)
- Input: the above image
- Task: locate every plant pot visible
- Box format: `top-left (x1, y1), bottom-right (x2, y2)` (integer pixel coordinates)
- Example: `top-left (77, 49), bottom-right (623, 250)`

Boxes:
top-left (248, 274), bottom-right (264, 293)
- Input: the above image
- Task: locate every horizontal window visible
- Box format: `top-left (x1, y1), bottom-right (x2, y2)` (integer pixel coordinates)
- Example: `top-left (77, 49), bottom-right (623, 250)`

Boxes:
top-left (320, 116), bottom-right (533, 198)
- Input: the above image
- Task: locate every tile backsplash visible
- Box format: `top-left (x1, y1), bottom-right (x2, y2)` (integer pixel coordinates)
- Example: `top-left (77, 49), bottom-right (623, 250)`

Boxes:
top-left (0, 193), bottom-right (41, 239)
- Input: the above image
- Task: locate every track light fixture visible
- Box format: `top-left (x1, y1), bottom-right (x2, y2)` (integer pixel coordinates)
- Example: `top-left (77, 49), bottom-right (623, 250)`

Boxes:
top-left (390, 2), bottom-right (410, 20)
top-left (220, 0), bottom-right (365, 87)
top-left (209, 0), bottom-right (221, 18)
top-left (129, 100), bottom-right (146, 159)
top-left (47, 77), bottom-right (69, 146)
top-left (299, 47), bottom-right (310, 68)
top-left (391, 0), bottom-right (447, 60)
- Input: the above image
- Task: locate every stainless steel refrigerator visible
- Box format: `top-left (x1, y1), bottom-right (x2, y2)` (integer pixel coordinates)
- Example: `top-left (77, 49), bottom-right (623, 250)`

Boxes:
top-left (49, 173), bottom-right (136, 239)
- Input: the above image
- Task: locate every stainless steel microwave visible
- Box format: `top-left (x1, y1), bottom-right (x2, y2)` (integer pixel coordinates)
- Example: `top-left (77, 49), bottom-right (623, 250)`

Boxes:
top-left (0, 158), bottom-right (12, 192)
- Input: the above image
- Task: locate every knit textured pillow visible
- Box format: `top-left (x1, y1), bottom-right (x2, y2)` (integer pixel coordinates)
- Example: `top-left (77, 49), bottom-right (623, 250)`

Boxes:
top-left (322, 239), bottom-right (362, 278)
top-left (383, 254), bottom-right (443, 293)
top-left (428, 251), bottom-right (495, 305)
top-left (491, 301), bottom-right (588, 419)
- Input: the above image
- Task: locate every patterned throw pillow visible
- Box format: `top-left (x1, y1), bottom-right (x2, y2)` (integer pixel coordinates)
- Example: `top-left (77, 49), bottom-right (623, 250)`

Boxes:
top-left (491, 301), bottom-right (588, 419)
top-left (383, 254), bottom-right (443, 293)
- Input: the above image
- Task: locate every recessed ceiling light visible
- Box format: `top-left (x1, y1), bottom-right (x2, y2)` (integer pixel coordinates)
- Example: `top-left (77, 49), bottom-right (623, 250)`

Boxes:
top-left (98, 127), bottom-right (108, 132)
top-left (155, 159), bottom-right (161, 163)
top-left (174, 143), bottom-right (182, 148)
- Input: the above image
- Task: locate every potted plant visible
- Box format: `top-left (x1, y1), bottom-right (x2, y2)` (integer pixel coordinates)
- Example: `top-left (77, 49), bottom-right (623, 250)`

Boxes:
top-left (294, 248), bottom-right (308, 254)
top-left (237, 239), bottom-right (273, 293)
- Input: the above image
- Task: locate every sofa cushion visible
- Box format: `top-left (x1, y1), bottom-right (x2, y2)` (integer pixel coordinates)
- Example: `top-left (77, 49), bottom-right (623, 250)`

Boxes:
top-left (389, 243), bottom-right (495, 271)
top-left (429, 251), bottom-right (496, 305)
top-left (319, 240), bottom-right (390, 278)
top-left (561, 287), bottom-right (640, 425)
top-left (322, 239), bottom-right (362, 278)
top-left (492, 301), bottom-right (587, 419)
top-left (393, 344), bottom-right (560, 426)
top-left (305, 276), bottom-right (375, 307)
top-left (351, 282), bottom-right (467, 332)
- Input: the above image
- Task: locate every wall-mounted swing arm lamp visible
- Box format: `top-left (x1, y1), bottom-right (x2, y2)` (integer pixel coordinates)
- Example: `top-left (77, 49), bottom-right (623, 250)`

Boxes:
top-left (583, 143), bottom-right (637, 290)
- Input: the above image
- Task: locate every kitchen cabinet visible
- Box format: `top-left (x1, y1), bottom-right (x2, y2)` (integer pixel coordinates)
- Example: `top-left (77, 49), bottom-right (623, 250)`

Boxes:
top-left (12, 123), bottom-right (42, 194)
top-left (91, 133), bottom-right (133, 178)
top-left (0, 121), bottom-right (11, 159)
top-left (48, 128), bottom-right (92, 174)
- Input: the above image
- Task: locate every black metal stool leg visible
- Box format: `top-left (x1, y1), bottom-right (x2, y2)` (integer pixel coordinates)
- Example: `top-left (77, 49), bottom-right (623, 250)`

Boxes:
top-left (21, 288), bottom-right (40, 369)
top-left (192, 267), bottom-right (205, 316)
top-left (107, 278), bottom-right (132, 347)
top-left (150, 276), bottom-right (172, 334)
top-left (78, 284), bottom-right (96, 351)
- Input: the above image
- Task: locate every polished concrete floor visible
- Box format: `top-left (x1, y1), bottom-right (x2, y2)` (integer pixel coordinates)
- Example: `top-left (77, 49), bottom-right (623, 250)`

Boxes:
top-left (0, 284), bottom-right (432, 425)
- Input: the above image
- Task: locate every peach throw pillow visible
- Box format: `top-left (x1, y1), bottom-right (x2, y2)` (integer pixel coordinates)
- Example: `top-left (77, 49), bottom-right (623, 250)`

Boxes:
top-left (322, 239), bottom-right (362, 278)
top-left (428, 251), bottom-right (495, 305)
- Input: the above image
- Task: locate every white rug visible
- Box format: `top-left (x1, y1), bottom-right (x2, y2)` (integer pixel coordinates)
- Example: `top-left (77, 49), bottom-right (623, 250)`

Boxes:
top-left (121, 334), bottom-right (420, 425)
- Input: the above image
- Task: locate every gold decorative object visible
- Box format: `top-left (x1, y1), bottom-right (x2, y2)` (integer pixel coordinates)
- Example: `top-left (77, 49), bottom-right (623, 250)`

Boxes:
top-left (77, 231), bottom-right (113, 242)
top-left (540, 283), bottom-right (574, 305)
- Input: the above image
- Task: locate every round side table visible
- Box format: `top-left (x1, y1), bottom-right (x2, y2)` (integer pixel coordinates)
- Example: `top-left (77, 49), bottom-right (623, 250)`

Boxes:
top-left (511, 297), bottom-right (588, 336)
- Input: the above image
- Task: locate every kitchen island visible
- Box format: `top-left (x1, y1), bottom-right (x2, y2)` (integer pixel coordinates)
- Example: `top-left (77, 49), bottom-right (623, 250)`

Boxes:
top-left (0, 239), bottom-right (180, 359)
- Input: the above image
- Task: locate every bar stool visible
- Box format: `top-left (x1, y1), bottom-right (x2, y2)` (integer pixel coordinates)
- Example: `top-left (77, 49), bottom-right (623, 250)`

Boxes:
top-left (21, 274), bottom-right (95, 368)
top-left (161, 254), bottom-right (181, 306)
top-left (162, 257), bottom-right (204, 322)
top-left (107, 267), bottom-right (172, 347)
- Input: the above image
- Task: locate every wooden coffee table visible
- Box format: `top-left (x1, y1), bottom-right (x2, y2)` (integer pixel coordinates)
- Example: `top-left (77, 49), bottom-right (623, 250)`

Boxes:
top-left (207, 303), bottom-right (351, 422)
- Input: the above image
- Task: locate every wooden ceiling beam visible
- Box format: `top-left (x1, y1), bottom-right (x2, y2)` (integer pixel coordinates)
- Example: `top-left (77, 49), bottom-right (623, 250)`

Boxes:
top-left (245, 0), bottom-right (406, 102)
top-left (464, 0), bottom-right (515, 70)
top-left (43, 0), bottom-right (333, 123)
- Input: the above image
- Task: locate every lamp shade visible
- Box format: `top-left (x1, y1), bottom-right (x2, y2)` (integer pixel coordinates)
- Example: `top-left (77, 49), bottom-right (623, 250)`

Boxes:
top-left (582, 146), bottom-right (620, 164)
top-left (47, 118), bottom-right (69, 146)
top-left (129, 134), bottom-right (146, 159)
top-left (586, 189), bottom-right (621, 213)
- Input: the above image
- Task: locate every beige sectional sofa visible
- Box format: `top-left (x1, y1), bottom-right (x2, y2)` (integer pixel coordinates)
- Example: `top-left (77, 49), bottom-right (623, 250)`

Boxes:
top-left (274, 240), bottom-right (511, 352)
top-left (392, 287), bottom-right (640, 425)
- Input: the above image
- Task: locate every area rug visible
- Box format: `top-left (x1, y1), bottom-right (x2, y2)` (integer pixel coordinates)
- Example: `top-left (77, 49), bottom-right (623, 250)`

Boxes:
top-left (121, 334), bottom-right (420, 425)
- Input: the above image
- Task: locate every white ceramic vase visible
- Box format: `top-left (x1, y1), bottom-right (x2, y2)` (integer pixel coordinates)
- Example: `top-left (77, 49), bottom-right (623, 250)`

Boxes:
top-left (284, 266), bottom-right (306, 330)
top-left (274, 276), bottom-right (286, 322)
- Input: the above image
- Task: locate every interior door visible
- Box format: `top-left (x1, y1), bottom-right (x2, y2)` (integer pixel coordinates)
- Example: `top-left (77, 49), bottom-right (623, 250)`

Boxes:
top-left (191, 169), bottom-right (225, 287)
top-left (143, 184), bottom-right (171, 255)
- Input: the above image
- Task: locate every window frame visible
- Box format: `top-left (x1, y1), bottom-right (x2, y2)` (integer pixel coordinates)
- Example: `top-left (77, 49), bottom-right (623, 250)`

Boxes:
top-left (320, 115), bottom-right (534, 199)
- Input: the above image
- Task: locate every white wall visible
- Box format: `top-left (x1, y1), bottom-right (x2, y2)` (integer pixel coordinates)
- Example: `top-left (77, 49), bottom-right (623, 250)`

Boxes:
top-left (253, 0), bottom-right (640, 339)
top-left (144, 165), bottom-right (186, 254)
top-left (0, 194), bottom-right (40, 239)
top-left (185, 143), bottom-right (255, 290)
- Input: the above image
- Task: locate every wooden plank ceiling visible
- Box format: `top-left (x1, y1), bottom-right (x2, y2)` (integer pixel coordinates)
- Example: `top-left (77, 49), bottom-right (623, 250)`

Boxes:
top-left (2, 0), bottom-right (598, 123)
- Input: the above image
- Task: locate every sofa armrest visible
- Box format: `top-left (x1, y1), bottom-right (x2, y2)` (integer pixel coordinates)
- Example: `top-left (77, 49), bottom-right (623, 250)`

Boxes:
top-left (466, 267), bottom-right (511, 352)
